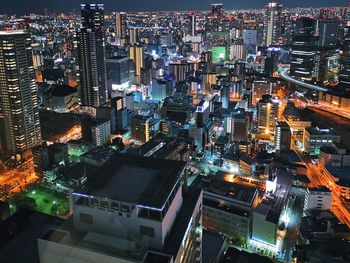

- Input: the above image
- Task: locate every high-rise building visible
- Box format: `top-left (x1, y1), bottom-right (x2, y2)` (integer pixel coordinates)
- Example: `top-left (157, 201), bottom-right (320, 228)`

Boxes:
top-left (274, 121), bottom-right (291, 154)
top-left (131, 115), bottom-right (150, 143)
top-left (151, 79), bottom-right (168, 102)
top-left (106, 56), bottom-right (130, 94)
top-left (290, 36), bottom-right (317, 81)
top-left (263, 2), bottom-right (283, 46)
top-left (78, 4), bottom-right (108, 108)
top-left (82, 118), bottom-right (111, 147)
top-left (257, 95), bottom-right (280, 137)
top-left (129, 28), bottom-right (138, 45)
top-left (243, 29), bottom-right (258, 54)
top-left (226, 111), bottom-right (249, 142)
top-left (191, 13), bottom-right (197, 36)
top-left (211, 3), bottom-right (224, 20)
top-left (129, 44), bottom-right (144, 76)
top-left (0, 31), bottom-right (42, 159)
top-left (32, 143), bottom-right (50, 177)
top-left (115, 12), bottom-right (127, 39)
top-left (293, 17), bottom-right (315, 37)
top-left (318, 19), bottom-right (339, 48)
top-left (339, 50), bottom-right (350, 93)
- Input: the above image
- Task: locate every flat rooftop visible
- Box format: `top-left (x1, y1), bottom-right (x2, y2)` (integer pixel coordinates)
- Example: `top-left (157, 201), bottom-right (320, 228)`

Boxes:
top-left (204, 172), bottom-right (258, 206)
top-left (305, 127), bottom-right (338, 136)
top-left (81, 154), bottom-right (185, 208)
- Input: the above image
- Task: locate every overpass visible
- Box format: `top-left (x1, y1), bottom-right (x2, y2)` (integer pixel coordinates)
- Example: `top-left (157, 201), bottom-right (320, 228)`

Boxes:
top-left (278, 66), bottom-right (329, 92)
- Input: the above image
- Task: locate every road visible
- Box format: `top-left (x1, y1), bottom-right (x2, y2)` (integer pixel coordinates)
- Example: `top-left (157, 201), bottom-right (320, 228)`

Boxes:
top-left (308, 102), bottom-right (350, 120)
top-left (280, 187), bottom-right (305, 262)
top-left (278, 67), bottom-right (329, 92)
top-left (290, 140), bottom-right (350, 228)
top-left (0, 159), bottom-right (39, 199)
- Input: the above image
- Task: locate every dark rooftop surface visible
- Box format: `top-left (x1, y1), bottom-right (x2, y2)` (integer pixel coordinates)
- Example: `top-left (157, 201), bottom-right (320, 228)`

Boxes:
top-left (221, 247), bottom-right (273, 263)
top-left (0, 209), bottom-right (64, 263)
top-left (50, 85), bottom-right (78, 97)
top-left (81, 154), bottom-right (186, 208)
top-left (205, 171), bottom-right (258, 206)
top-left (202, 230), bottom-right (226, 263)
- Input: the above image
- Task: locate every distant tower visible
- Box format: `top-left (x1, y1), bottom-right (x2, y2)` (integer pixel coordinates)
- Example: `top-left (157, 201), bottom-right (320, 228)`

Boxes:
top-left (0, 31), bottom-right (42, 159)
top-left (191, 13), bottom-right (197, 36)
top-left (263, 2), bottom-right (283, 46)
top-left (129, 44), bottom-right (145, 76)
top-left (115, 12), bottom-right (127, 42)
top-left (78, 4), bottom-right (108, 108)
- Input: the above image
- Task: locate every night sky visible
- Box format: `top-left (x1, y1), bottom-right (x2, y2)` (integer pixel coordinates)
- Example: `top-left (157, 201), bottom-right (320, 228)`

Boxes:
top-left (3, 0), bottom-right (349, 14)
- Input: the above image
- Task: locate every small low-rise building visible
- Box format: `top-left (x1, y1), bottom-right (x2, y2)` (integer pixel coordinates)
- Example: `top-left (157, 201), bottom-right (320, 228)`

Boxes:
top-left (303, 127), bottom-right (340, 156)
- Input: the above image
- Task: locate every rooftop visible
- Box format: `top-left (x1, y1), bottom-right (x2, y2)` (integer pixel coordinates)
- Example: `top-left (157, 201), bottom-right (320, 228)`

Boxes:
top-left (306, 127), bottom-right (338, 136)
top-left (80, 154), bottom-right (185, 208)
top-left (204, 172), bottom-right (258, 206)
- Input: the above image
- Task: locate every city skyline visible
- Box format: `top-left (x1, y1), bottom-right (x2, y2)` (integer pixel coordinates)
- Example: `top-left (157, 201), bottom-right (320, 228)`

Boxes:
top-left (1, 1), bottom-right (350, 263)
top-left (2, 0), bottom-right (349, 14)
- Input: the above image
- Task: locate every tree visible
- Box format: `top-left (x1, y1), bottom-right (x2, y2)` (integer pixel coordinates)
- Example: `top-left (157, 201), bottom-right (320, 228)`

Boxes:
top-left (0, 184), bottom-right (12, 199)
top-left (16, 196), bottom-right (37, 210)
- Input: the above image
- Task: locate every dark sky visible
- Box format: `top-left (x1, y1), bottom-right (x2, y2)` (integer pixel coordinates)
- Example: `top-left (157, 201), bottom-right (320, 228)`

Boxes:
top-left (3, 0), bottom-right (349, 14)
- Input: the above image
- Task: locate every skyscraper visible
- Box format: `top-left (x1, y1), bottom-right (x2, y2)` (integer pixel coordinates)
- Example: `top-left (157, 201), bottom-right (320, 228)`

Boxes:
top-left (0, 31), bottom-right (41, 159)
top-left (115, 12), bottom-right (127, 39)
top-left (257, 95), bottom-right (279, 137)
top-left (318, 19), bottom-right (339, 48)
top-left (78, 4), bottom-right (108, 108)
top-left (129, 44), bottom-right (144, 76)
top-left (263, 2), bottom-right (283, 46)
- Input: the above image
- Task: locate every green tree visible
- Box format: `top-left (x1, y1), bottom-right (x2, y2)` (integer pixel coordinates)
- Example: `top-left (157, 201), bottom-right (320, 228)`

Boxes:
top-left (16, 196), bottom-right (37, 210)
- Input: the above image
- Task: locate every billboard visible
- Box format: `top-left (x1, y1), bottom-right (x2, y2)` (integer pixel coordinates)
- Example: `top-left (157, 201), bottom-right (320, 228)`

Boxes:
top-left (211, 46), bottom-right (227, 63)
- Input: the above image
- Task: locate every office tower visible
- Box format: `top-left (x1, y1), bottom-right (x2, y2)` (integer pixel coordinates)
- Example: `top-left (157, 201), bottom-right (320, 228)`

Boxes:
top-left (111, 96), bottom-right (128, 130)
top-left (32, 143), bottom-right (50, 177)
top-left (169, 62), bottom-right (190, 81)
top-left (78, 4), bottom-right (108, 108)
top-left (264, 52), bottom-right (279, 76)
top-left (257, 95), bottom-right (279, 137)
top-left (230, 40), bottom-right (246, 60)
top-left (293, 17), bottom-right (315, 37)
top-left (243, 29), bottom-right (258, 54)
top-left (160, 32), bottom-right (173, 47)
top-left (115, 11), bottom-right (127, 39)
top-left (339, 50), bottom-right (350, 93)
top-left (318, 19), bottom-right (339, 48)
top-left (106, 56), bottom-right (130, 93)
top-left (129, 28), bottom-right (138, 44)
top-left (220, 84), bottom-right (229, 109)
top-left (290, 36), bottom-right (317, 81)
top-left (211, 3), bottom-right (224, 20)
top-left (313, 49), bottom-right (339, 82)
top-left (196, 100), bottom-right (210, 128)
top-left (129, 44), bottom-right (144, 76)
top-left (227, 111), bottom-right (249, 142)
top-left (38, 154), bottom-right (202, 263)
top-left (151, 79), bottom-right (168, 102)
top-left (248, 78), bottom-right (273, 107)
top-left (191, 13), bottom-right (196, 36)
top-left (0, 31), bottom-right (41, 159)
top-left (263, 2), bottom-right (283, 46)
top-left (131, 115), bottom-right (150, 143)
top-left (82, 118), bottom-right (111, 147)
top-left (96, 106), bottom-right (117, 133)
top-left (274, 121), bottom-right (291, 154)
